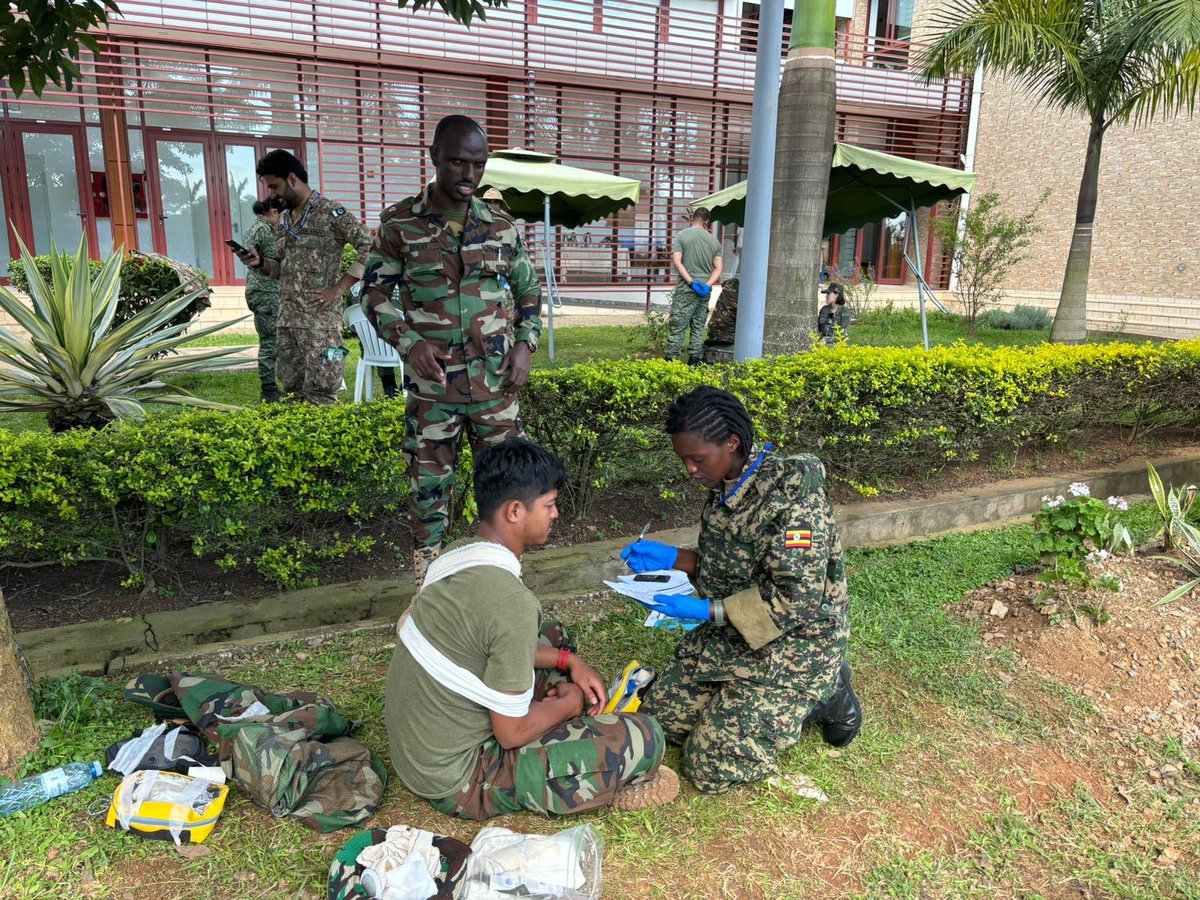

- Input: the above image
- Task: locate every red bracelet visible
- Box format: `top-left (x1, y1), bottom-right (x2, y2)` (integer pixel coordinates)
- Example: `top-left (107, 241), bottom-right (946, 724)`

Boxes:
top-left (556, 648), bottom-right (572, 673)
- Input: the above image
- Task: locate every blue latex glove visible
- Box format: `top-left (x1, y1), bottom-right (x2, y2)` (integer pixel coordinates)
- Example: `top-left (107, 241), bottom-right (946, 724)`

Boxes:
top-left (642, 593), bottom-right (712, 621)
top-left (690, 280), bottom-right (711, 299)
top-left (619, 539), bottom-right (678, 573)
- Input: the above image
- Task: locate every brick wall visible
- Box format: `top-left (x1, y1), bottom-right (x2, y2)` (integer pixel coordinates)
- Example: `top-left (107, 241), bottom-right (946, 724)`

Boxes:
top-left (970, 74), bottom-right (1200, 301)
top-left (908, 0), bottom-right (1200, 304)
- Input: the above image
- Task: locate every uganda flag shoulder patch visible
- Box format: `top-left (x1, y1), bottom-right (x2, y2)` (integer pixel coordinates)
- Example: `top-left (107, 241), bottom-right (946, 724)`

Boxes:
top-left (785, 528), bottom-right (813, 549)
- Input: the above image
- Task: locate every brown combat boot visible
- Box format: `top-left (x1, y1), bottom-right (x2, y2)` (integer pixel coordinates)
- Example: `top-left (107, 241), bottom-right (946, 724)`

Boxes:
top-left (413, 545), bottom-right (441, 590)
top-left (613, 765), bottom-right (680, 811)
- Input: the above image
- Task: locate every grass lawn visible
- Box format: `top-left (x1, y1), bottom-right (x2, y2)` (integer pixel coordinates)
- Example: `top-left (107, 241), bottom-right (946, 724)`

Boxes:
top-left (0, 325), bottom-right (656, 435)
top-left (2, 505), bottom-right (1196, 897)
top-left (0, 311), bottom-right (1149, 435)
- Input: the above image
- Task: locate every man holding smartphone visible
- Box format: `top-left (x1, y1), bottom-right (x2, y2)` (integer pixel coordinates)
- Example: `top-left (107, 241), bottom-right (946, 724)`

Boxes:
top-left (242, 199), bottom-right (283, 402)
top-left (232, 150), bottom-right (372, 404)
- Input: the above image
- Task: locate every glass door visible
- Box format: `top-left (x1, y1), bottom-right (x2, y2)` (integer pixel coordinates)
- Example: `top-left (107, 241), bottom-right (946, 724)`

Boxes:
top-left (223, 143), bottom-right (260, 283)
top-left (148, 136), bottom-right (216, 278)
top-left (869, 0), bottom-right (914, 68)
top-left (17, 127), bottom-right (96, 256)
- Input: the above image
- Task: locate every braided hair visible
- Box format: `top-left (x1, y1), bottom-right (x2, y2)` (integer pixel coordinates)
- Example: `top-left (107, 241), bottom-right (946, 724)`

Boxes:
top-left (665, 386), bottom-right (755, 463)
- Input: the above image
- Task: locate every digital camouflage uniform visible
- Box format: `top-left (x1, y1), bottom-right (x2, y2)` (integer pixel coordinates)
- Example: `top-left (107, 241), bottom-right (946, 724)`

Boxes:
top-left (667, 283), bottom-right (709, 361)
top-left (818, 302), bottom-right (852, 347)
top-left (428, 622), bottom-right (665, 821)
top-left (243, 215), bottom-right (280, 393)
top-left (643, 448), bottom-right (850, 793)
top-left (360, 184), bottom-right (542, 561)
top-left (268, 193), bottom-right (372, 404)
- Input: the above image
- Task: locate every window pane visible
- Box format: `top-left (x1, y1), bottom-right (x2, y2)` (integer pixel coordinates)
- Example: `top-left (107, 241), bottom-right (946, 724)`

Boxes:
top-left (22, 132), bottom-right (85, 254)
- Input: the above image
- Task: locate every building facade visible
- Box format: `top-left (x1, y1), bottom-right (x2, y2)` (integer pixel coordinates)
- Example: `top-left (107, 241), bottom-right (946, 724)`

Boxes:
top-left (0, 0), bottom-right (971, 323)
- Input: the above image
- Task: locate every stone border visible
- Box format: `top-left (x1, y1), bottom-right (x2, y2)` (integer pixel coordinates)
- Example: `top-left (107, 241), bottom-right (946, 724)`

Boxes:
top-left (18, 450), bottom-right (1200, 677)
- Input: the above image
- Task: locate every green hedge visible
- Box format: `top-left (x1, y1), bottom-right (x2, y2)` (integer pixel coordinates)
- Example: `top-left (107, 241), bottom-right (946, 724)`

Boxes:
top-left (7, 253), bottom-right (211, 332)
top-left (521, 340), bottom-right (1200, 511)
top-left (0, 402), bottom-right (409, 589)
top-left (2, 341), bottom-right (1198, 587)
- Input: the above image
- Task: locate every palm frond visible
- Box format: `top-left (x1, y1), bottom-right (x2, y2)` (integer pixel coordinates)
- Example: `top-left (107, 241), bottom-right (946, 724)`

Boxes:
top-left (1142, 0), bottom-right (1200, 44)
top-left (1110, 44), bottom-right (1200, 125)
top-left (916, 0), bottom-right (1091, 98)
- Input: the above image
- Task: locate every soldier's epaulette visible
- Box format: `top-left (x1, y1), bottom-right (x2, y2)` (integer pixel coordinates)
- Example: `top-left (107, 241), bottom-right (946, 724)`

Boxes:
top-left (489, 206), bottom-right (519, 228)
top-left (381, 196), bottom-right (420, 222)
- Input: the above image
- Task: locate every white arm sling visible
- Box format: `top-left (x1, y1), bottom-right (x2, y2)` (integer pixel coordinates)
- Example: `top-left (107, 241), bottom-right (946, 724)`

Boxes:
top-left (398, 542), bottom-right (534, 717)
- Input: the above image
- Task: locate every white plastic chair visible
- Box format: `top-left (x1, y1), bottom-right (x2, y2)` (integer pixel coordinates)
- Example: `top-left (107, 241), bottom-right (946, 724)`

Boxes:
top-left (343, 304), bottom-right (403, 403)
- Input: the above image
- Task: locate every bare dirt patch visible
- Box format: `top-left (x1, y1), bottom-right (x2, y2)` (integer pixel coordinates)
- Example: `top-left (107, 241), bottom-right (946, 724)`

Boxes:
top-left (955, 555), bottom-right (1200, 786)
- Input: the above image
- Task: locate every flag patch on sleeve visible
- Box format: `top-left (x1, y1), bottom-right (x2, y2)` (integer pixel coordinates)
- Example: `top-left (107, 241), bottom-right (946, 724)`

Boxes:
top-left (785, 529), bottom-right (813, 549)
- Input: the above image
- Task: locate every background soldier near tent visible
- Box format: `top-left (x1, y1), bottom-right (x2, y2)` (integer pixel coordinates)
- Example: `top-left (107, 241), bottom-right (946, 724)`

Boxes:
top-left (667, 207), bottom-right (723, 365)
top-left (360, 115), bottom-right (542, 585)
top-left (243, 199), bottom-right (282, 401)
top-left (234, 150), bottom-right (372, 404)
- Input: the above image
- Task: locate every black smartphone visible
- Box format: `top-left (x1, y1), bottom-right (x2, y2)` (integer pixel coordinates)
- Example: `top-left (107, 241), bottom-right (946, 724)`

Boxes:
top-left (633, 574), bottom-right (671, 583)
top-left (225, 239), bottom-right (247, 253)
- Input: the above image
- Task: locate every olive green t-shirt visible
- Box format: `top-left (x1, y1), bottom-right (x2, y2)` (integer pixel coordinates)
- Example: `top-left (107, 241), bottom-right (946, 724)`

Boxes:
top-left (672, 226), bottom-right (723, 287)
top-left (385, 541), bottom-right (541, 798)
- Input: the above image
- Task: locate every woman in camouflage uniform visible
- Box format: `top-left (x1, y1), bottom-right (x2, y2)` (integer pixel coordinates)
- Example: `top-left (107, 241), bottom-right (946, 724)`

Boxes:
top-left (620, 386), bottom-right (862, 793)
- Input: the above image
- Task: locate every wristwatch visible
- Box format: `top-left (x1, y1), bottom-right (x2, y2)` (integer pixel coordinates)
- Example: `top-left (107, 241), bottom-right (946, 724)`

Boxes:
top-left (556, 642), bottom-right (577, 673)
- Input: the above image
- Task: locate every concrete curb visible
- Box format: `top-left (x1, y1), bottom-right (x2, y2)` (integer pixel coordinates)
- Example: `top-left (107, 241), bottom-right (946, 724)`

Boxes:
top-left (19, 449), bottom-right (1200, 677)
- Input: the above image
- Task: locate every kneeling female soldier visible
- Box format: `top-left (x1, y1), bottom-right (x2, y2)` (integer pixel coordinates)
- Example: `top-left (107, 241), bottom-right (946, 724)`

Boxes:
top-left (621, 386), bottom-right (861, 793)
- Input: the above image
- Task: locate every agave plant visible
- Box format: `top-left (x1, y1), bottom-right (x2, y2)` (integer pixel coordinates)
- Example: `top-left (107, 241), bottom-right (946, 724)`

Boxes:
top-left (1154, 521), bottom-right (1200, 606)
top-left (1147, 461), bottom-right (1199, 550)
top-left (0, 238), bottom-right (245, 431)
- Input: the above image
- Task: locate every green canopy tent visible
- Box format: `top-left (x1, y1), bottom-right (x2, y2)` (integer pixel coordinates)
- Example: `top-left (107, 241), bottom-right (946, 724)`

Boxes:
top-left (693, 143), bottom-right (978, 349)
top-left (480, 148), bottom-right (642, 359)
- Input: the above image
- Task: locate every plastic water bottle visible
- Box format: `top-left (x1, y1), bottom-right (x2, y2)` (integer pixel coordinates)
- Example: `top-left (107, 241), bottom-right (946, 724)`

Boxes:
top-left (0, 761), bottom-right (103, 817)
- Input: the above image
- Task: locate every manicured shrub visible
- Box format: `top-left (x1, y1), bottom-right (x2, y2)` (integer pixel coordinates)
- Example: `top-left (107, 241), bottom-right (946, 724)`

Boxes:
top-left (0, 401), bottom-right (407, 588)
top-left (7, 251), bottom-right (212, 332)
top-left (3, 340), bottom-right (1198, 586)
top-left (520, 340), bottom-right (1200, 514)
top-left (977, 304), bottom-right (1054, 331)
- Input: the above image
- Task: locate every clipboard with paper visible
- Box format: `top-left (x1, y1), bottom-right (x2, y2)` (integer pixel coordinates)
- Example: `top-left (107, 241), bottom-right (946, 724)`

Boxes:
top-left (601, 570), bottom-right (703, 631)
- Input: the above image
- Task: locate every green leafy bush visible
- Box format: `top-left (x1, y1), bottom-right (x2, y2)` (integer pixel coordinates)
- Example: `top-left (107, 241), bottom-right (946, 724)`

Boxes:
top-left (0, 400), bottom-right (407, 588)
top-left (520, 340), bottom-right (1200, 516)
top-left (4, 340), bottom-right (1200, 585)
top-left (1032, 483), bottom-right (1132, 622)
top-left (977, 305), bottom-right (1054, 331)
top-left (7, 250), bottom-right (213, 334)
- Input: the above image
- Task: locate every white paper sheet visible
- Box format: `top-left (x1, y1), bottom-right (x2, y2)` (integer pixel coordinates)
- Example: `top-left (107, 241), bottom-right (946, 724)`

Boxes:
top-left (603, 569), bottom-right (701, 629)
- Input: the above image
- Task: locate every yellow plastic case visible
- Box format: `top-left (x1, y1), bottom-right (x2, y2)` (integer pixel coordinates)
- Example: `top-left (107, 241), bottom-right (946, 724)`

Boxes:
top-left (105, 770), bottom-right (229, 844)
top-left (603, 661), bottom-right (655, 714)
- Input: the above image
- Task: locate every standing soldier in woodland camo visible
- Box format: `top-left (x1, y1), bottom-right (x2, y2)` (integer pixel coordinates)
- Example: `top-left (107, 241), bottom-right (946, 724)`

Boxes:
top-left (243, 199), bottom-right (282, 401)
top-left (360, 115), bottom-right (542, 586)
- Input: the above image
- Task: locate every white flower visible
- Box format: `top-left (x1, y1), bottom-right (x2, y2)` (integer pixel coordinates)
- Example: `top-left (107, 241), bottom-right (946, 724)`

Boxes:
top-left (1106, 496), bottom-right (1129, 511)
top-left (1043, 495), bottom-right (1065, 509)
top-left (1068, 482), bottom-right (1090, 497)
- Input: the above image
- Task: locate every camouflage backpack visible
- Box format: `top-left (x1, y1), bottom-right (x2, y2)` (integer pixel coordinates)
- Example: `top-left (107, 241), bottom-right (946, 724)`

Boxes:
top-left (125, 673), bottom-right (386, 833)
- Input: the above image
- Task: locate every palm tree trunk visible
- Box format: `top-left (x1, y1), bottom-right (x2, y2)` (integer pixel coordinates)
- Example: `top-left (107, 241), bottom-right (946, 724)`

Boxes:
top-left (1049, 118), bottom-right (1105, 344)
top-left (0, 589), bottom-right (38, 774)
top-left (763, 0), bottom-right (837, 355)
